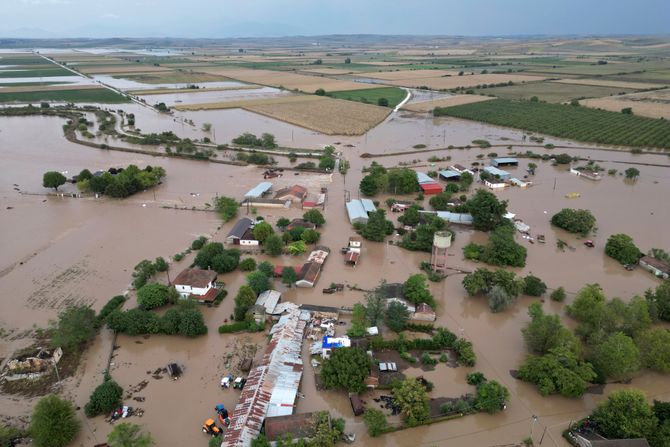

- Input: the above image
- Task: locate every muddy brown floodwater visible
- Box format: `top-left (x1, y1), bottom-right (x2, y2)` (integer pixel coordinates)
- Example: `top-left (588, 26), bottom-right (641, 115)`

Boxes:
top-left (1, 105), bottom-right (669, 447)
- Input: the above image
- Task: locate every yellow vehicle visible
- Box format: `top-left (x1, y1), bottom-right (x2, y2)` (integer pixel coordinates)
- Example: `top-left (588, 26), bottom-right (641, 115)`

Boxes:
top-left (203, 418), bottom-right (222, 436)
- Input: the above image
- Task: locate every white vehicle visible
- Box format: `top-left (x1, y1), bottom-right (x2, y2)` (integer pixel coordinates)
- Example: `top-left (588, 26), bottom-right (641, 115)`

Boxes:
top-left (220, 374), bottom-right (233, 388)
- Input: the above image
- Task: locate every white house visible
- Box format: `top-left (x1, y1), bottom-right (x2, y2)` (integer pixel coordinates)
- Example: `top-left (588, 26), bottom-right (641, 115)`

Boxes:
top-left (322, 336), bottom-right (352, 359)
top-left (172, 268), bottom-right (218, 303)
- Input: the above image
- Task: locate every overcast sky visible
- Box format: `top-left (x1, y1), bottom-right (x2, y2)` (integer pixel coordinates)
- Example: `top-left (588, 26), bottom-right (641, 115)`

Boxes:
top-left (1, 0), bottom-right (668, 38)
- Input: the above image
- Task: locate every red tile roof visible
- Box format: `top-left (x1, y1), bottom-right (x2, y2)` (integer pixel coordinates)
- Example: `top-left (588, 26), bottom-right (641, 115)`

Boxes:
top-left (194, 287), bottom-right (219, 303)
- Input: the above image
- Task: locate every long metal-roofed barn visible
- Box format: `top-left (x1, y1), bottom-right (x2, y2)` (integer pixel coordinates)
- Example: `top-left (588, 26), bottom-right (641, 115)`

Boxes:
top-left (221, 306), bottom-right (309, 447)
top-left (491, 157), bottom-right (519, 167)
top-left (345, 200), bottom-right (369, 225)
top-left (244, 182), bottom-right (273, 199)
top-left (482, 166), bottom-right (511, 181)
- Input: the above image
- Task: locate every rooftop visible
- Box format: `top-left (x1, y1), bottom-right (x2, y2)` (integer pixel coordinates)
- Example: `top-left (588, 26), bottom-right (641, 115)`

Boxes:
top-left (345, 200), bottom-right (368, 223)
top-left (274, 185), bottom-right (308, 200)
top-left (227, 217), bottom-right (254, 240)
top-left (264, 412), bottom-right (316, 442)
top-left (483, 166), bottom-right (510, 177)
top-left (244, 182), bottom-right (273, 199)
top-left (360, 198), bottom-right (376, 213)
top-left (492, 157), bottom-right (518, 165)
top-left (172, 268), bottom-right (217, 288)
top-left (640, 255), bottom-right (670, 273)
top-left (439, 170), bottom-right (461, 179)
top-left (256, 290), bottom-right (282, 314)
top-left (416, 172), bottom-right (434, 184)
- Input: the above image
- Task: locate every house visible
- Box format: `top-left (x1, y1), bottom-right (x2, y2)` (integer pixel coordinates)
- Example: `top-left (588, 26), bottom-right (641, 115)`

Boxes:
top-left (482, 166), bottom-right (511, 181)
top-left (274, 185), bottom-right (308, 202)
top-left (273, 265), bottom-right (301, 278)
top-left (172, 268), bottom-right (218, 302)
top-left (226, 217), bottom-right (254, 244)
top-left (439, 170), bottom-right (461, 181)
top-left (484, 179), bottom-right (507, 190)
top-left (510, 178), bottom-right (530, 188)
top-left (296, 262), bottom-right (322, 288)
top-left (322, 336), bottom-right (351, 359)
top-left (256, 290), bottom-right (282, 315)
top-left (240, 198), bottom-right (290, 209)
top-left (433, 211), bottom-right (474, 225)
top-left (413, 303), bottom-right (436, 322)
top-left (491, 157), bottom-right (518, 167)
top-left (345, 200), bottom-right (369, 225)
top-left (264, 413), bottom-right (317, 443)
top-left (640, 256), bottom-right (670, 279)
top-left (240, 228), bottom-right (260, 246)
top-left (451, 164), bottom-right (475, 175)
top-left (244, 182), bottom-right (273, 199)
top-left (345, 237), bottom-right (362, 266)
top-left (573, 432), bottom-right (650, 447)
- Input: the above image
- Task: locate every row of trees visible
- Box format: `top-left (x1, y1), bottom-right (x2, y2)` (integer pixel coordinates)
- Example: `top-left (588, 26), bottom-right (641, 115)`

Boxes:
top-left (462, 268), bottom-right (546, 312)
top-left (231, 132), bottom-right (277, 149)
top-left (463, 223), bottom-right (527, 267)
top-left (107, 301), bottom-right (207, 337)
top-left (360, 164), bottom-right (419, 196)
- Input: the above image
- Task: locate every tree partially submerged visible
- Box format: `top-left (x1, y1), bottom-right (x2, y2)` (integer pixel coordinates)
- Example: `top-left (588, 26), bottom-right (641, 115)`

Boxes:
top-left (321, 347), bottom-right (371, 393)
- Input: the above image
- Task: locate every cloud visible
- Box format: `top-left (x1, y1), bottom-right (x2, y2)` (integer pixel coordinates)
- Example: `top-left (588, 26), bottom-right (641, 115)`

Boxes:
top-left (102, 13), bottom-right (120, 19)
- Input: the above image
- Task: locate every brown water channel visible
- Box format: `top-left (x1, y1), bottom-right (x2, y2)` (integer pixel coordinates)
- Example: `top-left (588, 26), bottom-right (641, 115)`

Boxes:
top-left (0, 106), bottom-right (669, 446)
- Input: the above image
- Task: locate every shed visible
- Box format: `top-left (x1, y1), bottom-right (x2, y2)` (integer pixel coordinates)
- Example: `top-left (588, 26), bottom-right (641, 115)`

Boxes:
top-left (296, 262), bottom-right (322, 288)
top-left (419, 182), bottom-right (443, 195)
top-left (491, 157), bottom-right (519, 167)
top-left (349, 394), bottom-right (364, 416)
top-left (226, 217), bottom-right (254, 244)
top-left (244, 182), bottom-right (273, 199)
top-left (360, 198), bottom-right (376, 214)
top-left (413, 303), bottom-right (436, 322)
top-left (510, 178), bottom-right (529, 187)
top-left (483, 166), bottom-right (511, 181)
top-left (640, 256), bottom-right (670, 279)
top-left (264, 413), bottom-right (316, 442)
top-left (256, 290), bottom-right (282, 314)
top-left (346, 200), bottom-right (368, 225)
top-left (416, 172), bottom-right (434, 184)
top-left (434, 211), bottom-right (474, 225)
top-left (287, 219), bottom-right (316, 231)
top-left (439, 170), bottom-right (461, 181)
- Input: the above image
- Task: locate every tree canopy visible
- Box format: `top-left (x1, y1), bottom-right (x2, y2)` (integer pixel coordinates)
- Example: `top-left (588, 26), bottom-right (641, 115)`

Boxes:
top-left (591, 389), bottom-right (657, 440)
top-left (475, 380), bottom-right (509, 414)
top-left (550, 208), bottom-right (596, 235)
top-left (234, 285), bottom-right (257, 321)
top-left (467, 189), bottom-right (508, 231)
top-left (592, 332), bottom-right (641, 382)
top-left (213, 196), bottom-right (239, 222)
top-left (50, 305), bottom-right (97, 352)
top-left (403, 274), bottom-right (436, 308)
top-left (43, 171), bottom-right (66, 191)
top-left (107, 423), bottom-right (154, 447)
top-left (359, 209), bottom-right (394, 242)
top-left (30, 395), bottom-right (80, 447)
top-left (605, 233), bottom-right (641, 265)
top-left (385, 301), bottom-right (410, 332)
top-left (517, 347), bottom-right (596, 397)
top-left (321, 347), bottom-right (371, 393)
top-left (84, 376), bottom-right (123, 417)
top-left (522, 303), bottom-right (580, 355)
top-left (393, 378), bottom-right (430, 427)
top-left (137, 283), bottom-right (176, 310)
top-left (303, 209), bottom-right (326, 227)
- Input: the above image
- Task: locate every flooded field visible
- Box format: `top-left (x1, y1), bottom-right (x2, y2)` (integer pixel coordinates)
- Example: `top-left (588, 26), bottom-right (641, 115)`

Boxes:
top-left (1, 97), bottom-right (669, 447)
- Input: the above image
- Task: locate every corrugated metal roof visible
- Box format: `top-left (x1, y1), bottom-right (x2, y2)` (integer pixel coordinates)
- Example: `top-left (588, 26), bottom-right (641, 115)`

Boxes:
top-left (438, 170), bottom-right (461, 179)
top-left (416, 172), bottom-right (434, 184)
top-left (256, 290), bottom-right (282, 314)
top-left (244, 182), bottom-right (273, 198)
top-left (435, 211), bottom-right (474, 224)
top-left (492, 157), bottom-right (518, 165)
top-left (346, 200), bottom-right (368, 224)
top-left (360, 198), bottom-right (376, 213)
top-left (222, 308), bottom-right (307, 447)
top-left (226, 217), bottom-right (254, 240)
top-left (483, 166), bottom-right (510, 178)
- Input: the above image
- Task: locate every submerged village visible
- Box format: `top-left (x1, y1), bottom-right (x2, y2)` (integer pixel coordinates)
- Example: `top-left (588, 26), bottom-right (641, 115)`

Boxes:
top-left (1, 34), bottom-right (670, 447)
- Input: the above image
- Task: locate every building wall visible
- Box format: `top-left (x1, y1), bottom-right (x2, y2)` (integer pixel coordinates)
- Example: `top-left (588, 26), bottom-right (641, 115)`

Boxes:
top-left (175, 284), bottom-right (212, 297)
top-left (240, 239), bottom-right (260, 246)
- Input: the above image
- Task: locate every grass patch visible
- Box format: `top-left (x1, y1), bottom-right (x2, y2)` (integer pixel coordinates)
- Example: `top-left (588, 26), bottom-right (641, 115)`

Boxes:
top-left (0, 67), bottom-right (73, 78)
top-left (0, 81), bottom-right (68, 87)
top-left (328, 86), bottom-right (407, 108)
top-left (0, 88), bottom-right (129, 103)
top-left (434, 98), bottom-right (670, 148)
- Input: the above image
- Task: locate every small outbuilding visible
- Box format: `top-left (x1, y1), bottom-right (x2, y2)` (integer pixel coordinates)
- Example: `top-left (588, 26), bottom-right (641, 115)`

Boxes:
top-left (439, 170), bottom-right (461, 181)
top-left (244, 182), bottom-right (273, 199)
top-left (349, 394), bottom-right (364, 416)
top-left (483, 166), bottom-right (511, 181)
top-left (491, 157), bottom-right (519, 167)
top-left (225, 217), bottom-right (254, 244)
top-left (274, 185), bottom-right (308, 202)
top-left (413, 303), bottom-right (436, 322)
top-left (360, 198), bottom-right (376, 214)
top-left (419, 182), bottom-right (443, 195)
top-left (256, 290), bottom-right (282, 315)
top-left (346, 200), bottom-right (369, 225)
top-left (264, 413), bottom-right (317, 443)
top-left (640, 256), bottom-right (670, 279)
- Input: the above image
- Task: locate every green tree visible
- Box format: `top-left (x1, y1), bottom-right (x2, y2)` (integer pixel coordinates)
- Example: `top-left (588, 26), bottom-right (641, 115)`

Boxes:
top-left (213, 196), bottom-right (239, 222)
top-left (210, 251), bottom-right (241, 273)
top-left (467, 189), bottom-right (508, 231)
top-left (393, 378), bottom-right (430, 427)
top-left (403, 274), bottom-right (435, 308)
top-left (637, 328), bottom-right (670, 373)
top-left (605, 233), bottom-right (641, 265)
top-left (387, 168), bottom-right (418, 194)
top-left (137, 283), bottom-right (174, 310)
top-left (281, 267), bottom-right (297, 287)
top-left (385, 301), bottom-right (409, 332)
top-left (360, 209), bottom-right (394, 242)
top-left (550, 209), bottom-right (596, 235)
top-left (550, 287), bottom-right (566, 302)
top-left (50, 305), bottom-right (97, 352)
top-left (84, 377), bottom-right (123, 417)
top-left (647, 280), bottom-right (670, 321)
top-left (476, 224), bottom-right (527, 267)
top-left (239, 258), bottom-right (257, 271)
top-left (377, 97), bottom-right (389, 107)
top-left (43, 171), bottom-right (67, 191)
top-left (523, 275), bottom-right (547, 297)
top-left (397, 205), bottom-right (420, 226)
top-left (321, 347), bottom-right (371, 393)
top-left (459, 171), bottom-right (474, 191)
top-left (365, 284), bottom-right (386, 326)
top-left (487, 285), bottom-right (515, 313)
top-left (522, 303), bottom-right (580, 355)
top-left (301, 229), bottom-right (321, 244)
top-left (287, 240), bottom-right (307, 255)
top-left (315, 88), bottom-right (326, 96)
top-left (252, 222), bottom-right (274, 242)
top-left (363, 408), bottom-right (388, 437)
top-left (153, 257), bottom-right (168, 272)
top-left (234, 285), bottom-right (257, 321)
top-left (30, 395), bottom-right (80, 447)
top-left (176, 303), bottom-right (208, 337)
top-left (517, 347), bottom-right (596, 397)
top-left (359, 174), bottom-right (380, 196)
top-left (303, 209), bottom-right (326, 227)
top-left (257, 261), bottom-right (274, 277)
top-left (107, 423), bottom-right (154, 447)
top-left (277, 217), bottom-right (290, 229)
top-left (348, 303), bottom-right (368, 337)
top-left (591, 389), bottom-right (657, 440)
top-left (625, 167), bottom-right (640, 179)
top-left (428, 192), bottom-right (452, 211)
top-left (593, 332), bottom-right (641, 381)
top-left (246, 271), bottom-right (271, 295)
top-left (264, 234), bottom-right (284, 256)
top-left (475, 380), bottom-right (509, 414)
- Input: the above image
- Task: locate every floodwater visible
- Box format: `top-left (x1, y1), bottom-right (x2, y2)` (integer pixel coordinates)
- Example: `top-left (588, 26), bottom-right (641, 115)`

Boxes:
top-left (1, 102), bottom-right (669, 447)
top-left (137, 86), bottom-right (290, 106)
top-left (0, 75), bottom-right (93, 85)
top-left (90, 75), bottom-right (248, 91)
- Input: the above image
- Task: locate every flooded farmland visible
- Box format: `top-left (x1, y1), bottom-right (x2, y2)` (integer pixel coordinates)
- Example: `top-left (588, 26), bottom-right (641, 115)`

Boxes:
top-left (1, 100), bottom-right (669, 447)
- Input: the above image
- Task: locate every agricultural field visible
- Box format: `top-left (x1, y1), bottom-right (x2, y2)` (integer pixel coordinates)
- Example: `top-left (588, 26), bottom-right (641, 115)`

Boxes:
top-left (552, 78), bottom-right (666, 89)
top-left (0, 87), bottom-right (129, 103)
top-left (434, 97), bottom-right (670, 148)
top-left (605, 69), bottom-right (670, 84)
top-left (244, 96), bottom-right (391, 135)
top-left (361, 69), bottom-right (461, 80)
top-left (402, 94), bottom-right (494, 112)
top-left (117, 71), bottom-right (232, 84)
top-left (378, 73), bottom-right (546, 90)
top-left (78, 65), bottom-right (173, 74)
top-left (524, 60), bottom-right (670, 76)
top-left (0, 66), bottom-right (73, 78)
top-left (580, 88), bottom-right (670, 119)
top-left (327, 86), bottom-right (407, 108)
top-left (171, 93), bottom-right (316, 110)
top-left (196, 68), bottom-right (376, 92)
top-left (127, 85), bottom-right (260, 95)
top-left (471, 80), bottom-right (636, 103)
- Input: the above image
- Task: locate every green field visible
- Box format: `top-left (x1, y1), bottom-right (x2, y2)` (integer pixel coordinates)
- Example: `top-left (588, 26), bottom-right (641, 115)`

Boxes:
top-left (327, 86), bottom-right (407, 107)
top-left (0, 88), bottom-right (129, 104)
top-left (0, 67), bottom-right (73, 78)
top-left (0, 56), bottom-right (49, 65)
top-left (607, 70), bottom-right (670, 84)
top-left (434, 98), bottom-right (670, 148)
top-left (472, 81), bottom-right (636, 103)
top-left (0, 81), bottom-right (68, 87)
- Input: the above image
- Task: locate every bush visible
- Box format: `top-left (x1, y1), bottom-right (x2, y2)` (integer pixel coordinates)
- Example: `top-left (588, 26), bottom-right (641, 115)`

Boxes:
top-left (218, 321), bottom-right (264, 333)
top-left (239, 258), bottom-right (257, 271)
top-left (153, 257), bottom-right (168, 272)
top-left (30, 395), bottom-right (80, 447)
top-left (97, 295), bottom-right (127, 325)
top-left (363, 408), bottom-right (388, 437)
top-left (321, 347), bottom-right (371, 392)
top-left (399, 351), bottom-right (417, 363)
top-left (466, 371), bottom-right (486, 386)
top-left (213, 196), bottom-right (238, 222)
top-left (421, 352), bottom-right (438, 366)
top-left (51, 305), bottom-right (97, 352)
top-left (605, 233), bottom-right (641, 265)
top-left (454, 339), bottom-right (476, 366)
top-left (523, 275), bottom-right (547, 297)
top-left (137, 283), bottom-right (175, 310)
top-left (550, 287), bottom-right (566, 302)
top-left (191, 236), bottom-right (208, 250)
top-left (84, 377), bottom-right (123, 417)
top-left (551, 209), bottom-right (596, 235)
